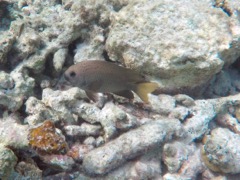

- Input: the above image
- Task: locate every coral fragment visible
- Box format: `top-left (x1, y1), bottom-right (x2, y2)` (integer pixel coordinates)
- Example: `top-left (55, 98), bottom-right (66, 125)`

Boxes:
top-left (28, 120), bottom-right (68, 155)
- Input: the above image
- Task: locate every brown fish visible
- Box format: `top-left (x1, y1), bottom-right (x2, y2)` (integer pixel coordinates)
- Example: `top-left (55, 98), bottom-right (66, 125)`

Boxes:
top-left (63, 60), bottom-right (158, 103)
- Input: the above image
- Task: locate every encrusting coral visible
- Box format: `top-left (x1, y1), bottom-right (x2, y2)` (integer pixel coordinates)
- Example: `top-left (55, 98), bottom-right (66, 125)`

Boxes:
top-left (28, 120), bottom-right (68, 155)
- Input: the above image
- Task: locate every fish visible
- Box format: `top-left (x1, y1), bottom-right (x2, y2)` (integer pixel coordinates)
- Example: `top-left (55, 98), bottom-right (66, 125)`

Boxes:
top-left (62, 60), bottom-right (159, 103)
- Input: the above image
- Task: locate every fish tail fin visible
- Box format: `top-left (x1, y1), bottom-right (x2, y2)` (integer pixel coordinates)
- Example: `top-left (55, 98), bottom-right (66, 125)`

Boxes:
top-left (134, 82), bottom-right (159, 103)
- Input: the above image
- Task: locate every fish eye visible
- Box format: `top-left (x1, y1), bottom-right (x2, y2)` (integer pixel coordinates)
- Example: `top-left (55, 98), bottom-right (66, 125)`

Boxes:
top-left (69, 71), bottom-right (76, 78)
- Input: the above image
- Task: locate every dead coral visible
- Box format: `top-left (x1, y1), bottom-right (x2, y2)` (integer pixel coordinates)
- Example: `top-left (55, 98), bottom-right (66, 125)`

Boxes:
top-left (0, 1), bottom-right (15, 31)
top-left (202, 128), bottom-right (240, 174)
top-left (41, 154), bottom-right (75, 171)
top-left (83, 119), bottom-right (182, 175)
top-left (0, 144), bottom-right (18, 180)
top-left (214, 0), bottom-right (232, 16)
top-left (15, 161), bottom-right (42, 179)
top-left (67, 143), bottom-right (94, 162)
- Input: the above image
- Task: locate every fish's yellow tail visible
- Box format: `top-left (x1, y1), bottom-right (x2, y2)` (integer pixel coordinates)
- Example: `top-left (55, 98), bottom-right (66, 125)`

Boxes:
top-left (135, 82), bottom-right (159, 103)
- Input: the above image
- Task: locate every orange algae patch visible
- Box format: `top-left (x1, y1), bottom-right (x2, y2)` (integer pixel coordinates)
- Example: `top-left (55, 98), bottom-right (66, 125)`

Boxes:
top-left (28, 120), bottom-right (68, 155)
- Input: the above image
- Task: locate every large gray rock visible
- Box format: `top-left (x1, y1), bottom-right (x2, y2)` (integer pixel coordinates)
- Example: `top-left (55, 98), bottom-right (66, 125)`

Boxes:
top-left (106, 0), bottom-right (240, 93)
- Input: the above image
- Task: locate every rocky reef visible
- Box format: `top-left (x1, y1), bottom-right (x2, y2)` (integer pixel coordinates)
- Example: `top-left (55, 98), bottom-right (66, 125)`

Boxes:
top-left (1, 0), bottom-right (240, 179)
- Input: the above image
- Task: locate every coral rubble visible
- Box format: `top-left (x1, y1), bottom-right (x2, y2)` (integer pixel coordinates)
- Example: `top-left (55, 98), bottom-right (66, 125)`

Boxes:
top-left (1, 0), bottom-right (240, 179)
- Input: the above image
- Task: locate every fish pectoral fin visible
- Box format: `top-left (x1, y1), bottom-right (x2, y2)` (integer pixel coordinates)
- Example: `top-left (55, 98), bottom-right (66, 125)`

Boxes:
top-left (113, 90), bottom-right (134, 100)
top-left (134, 82), bottom-right (159, 103)
top-left (85, 90), bottom-right (98, 102)
top-left (88, 79), bottom-right (103, 92)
